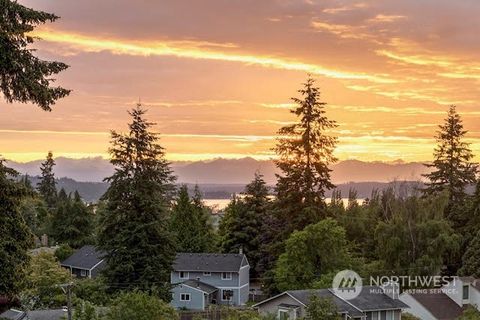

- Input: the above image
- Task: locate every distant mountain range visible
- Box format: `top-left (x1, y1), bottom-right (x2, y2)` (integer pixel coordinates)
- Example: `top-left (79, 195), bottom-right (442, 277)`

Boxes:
top-left (6, 157), bottom-right (431, 184)
top-left (6, 157), bottom-right (431, 203)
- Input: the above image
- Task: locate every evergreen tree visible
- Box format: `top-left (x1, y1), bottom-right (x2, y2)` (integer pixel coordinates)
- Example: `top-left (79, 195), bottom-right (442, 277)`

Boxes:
top-left (37, 151), bottom-right (57, 209)
top-left (274, 76), bottom-right (338, 231)
top-left (459, 229), bottom-right (480, 278)
top-left (191, 184), bottom-right (216, 251)
top-left (61, 191), bottom-right (94, 248)
top-left (97, 105), bottom-right (176, 300)
top-left (170, 185), bottom-right (208, 253)
top-left (0, 160), bottom-right (33, 299)
top-left (219, 173), bottom-right (269, 276)
top-left (0, 0), bottom-right (70, 110)
top-left (423, 105), bottom-right (478, 221)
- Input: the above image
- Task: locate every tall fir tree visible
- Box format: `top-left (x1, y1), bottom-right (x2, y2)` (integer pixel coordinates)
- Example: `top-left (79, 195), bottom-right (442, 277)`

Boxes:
top-left (422, 105), bottom-right (477, 222)
top-left (0, 0), bottom-right (70, 110)
top-left (169, 185), bottom-right (210, 253)
top-left (97, 105), bottom-right (176, 300)
top-left (37, 151), bottom-right (57, 209)
top-left (0, 160), bottom-right (33, 299)
top-left (218, 173), bottom-right (269, 276)
top-left (275, 76), bottom-right (338, 232)
top-left (50, 190), bottom-right (94, 248)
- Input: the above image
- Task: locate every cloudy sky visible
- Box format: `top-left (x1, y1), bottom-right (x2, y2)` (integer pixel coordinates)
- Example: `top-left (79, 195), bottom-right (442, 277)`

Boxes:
top-left (1, 0), bottom-right (480, 162)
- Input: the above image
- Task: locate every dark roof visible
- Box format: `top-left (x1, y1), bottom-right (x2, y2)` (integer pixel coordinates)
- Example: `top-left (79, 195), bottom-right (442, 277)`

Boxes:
top-left (473, 279), bottom-right (480, 292)
top-left (180, 280), bottom-right (218, 294)
top-left (287, 289), bottom-right (364, 318)
top-left (173, 253), bottom-right (247, 272)
top-left (61, 245), bottom-right (105, 270)
top-left (278, 303), bottom-right (300, 309)
top-left (0, 309), bottom-right (67, 320)
top-left (410, 292), bottom-right (465, 320)
top-left (0, 309), bottom-right (26, 320)
top-left (347, 286), bottom-right (408, 311)
top-left (28, 309), bottom-right (67, 320)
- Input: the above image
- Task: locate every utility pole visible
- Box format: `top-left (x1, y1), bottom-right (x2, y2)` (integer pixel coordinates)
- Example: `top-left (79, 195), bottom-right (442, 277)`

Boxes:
top-left (59, 282), bottom-right (73, 320)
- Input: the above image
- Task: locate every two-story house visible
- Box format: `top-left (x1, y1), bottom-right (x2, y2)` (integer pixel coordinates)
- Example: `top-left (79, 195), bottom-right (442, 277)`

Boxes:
top-left (400, 277), bottom-right (480, 320)
top-left (170, 253), bottom-right (250, 310)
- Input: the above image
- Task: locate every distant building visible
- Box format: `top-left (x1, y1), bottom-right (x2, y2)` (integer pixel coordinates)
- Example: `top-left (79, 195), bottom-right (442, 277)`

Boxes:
top-left (253, 285), bottom-right (408, 319)
top-left (60, 245), bottom-right (105, 278)
top-left (400, 277), bottom-right (480, 320)
top-left (170, 252), bottom-right (250, 310)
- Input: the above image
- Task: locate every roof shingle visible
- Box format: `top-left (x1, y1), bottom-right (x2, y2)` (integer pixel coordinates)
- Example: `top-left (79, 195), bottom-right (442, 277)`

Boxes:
top-left (61, 245), bottom-right (105, 270)
top-left (173, 253), bottom-right (247, 272)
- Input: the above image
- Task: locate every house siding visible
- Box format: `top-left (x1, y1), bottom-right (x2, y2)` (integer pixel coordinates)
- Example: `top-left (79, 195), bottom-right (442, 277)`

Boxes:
top-left (256, 294), bottom-right (305, 318)
top-left (172, 271), bottom-right (239, 288)
top-left (171, 284), bottom-right (205, 310)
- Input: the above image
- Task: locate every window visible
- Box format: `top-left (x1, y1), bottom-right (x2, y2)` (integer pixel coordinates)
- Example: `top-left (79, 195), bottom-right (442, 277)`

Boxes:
top-left (222, 289), bottom-right (233, 301)
top-left (203, 272), bottom-right (211, 276)
top-left (80, 269), bottom-right (87, 277)
top-left (221, 272), bottom-right (232, 280)
top-left (180, 293), bottom-right (191, 301)
top-left (463, 285), bottom-right (469, 300)
top-left (179, 271), bottom-right (189, 279)
top-left (278, 310), bottom-right (290, 320)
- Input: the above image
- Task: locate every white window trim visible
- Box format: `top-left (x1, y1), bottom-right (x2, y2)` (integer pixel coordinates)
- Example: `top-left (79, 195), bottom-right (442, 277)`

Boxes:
top-left (179, 271), bottom-right (189, 280)
top-left (221, 289), bottom-right (234, 301)
top-left (80, 269), bottom-right (87, 277)
top-left (278, 309), bottom-right (292, 320)
top-left (180, 293), bottom-right (191, 302)
top-left (222, 272), bottom-right (232, 280)
top-left (203, 271), bottom-right (211, 276)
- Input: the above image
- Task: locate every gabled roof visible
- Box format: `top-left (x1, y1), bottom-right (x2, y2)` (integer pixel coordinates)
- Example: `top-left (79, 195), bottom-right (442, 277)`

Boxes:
top-left (253, 289), bottom-right (364, 318)
top-left (288, 289), bottom-right (365, 317)
top-left (0, 309), bottom-right (67, 320)
top-left (178, 280), bottom-right (219, 294)
top-left (409, 292), bottom-right (465, 320)
top-left (347, 286), bottom-right (409, 311)
top-left (173, 253), bottom-right (247, 272)
top-left (28, 309), bottom-right (67, 320)
top-left (0, 309), bottom-right (26, 320)
top-left (61, 245), bottom-right (105, 270)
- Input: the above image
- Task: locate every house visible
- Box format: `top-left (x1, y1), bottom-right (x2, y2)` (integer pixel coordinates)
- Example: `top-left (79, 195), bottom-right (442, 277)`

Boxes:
top-left (0, 308), bottom-right (67, 320)
top-left (60, 245), bottom-right (105, 278)
top-left (400, 277), bottom-right (480, 320)
top-left (253, 285), bottom-right (409, 319)
top-left (170, 252), bottom-right (250, 310)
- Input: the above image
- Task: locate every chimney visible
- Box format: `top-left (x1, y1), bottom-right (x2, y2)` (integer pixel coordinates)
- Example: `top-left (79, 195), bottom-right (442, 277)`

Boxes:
top-left (239, 247), bottom-right (243, 255)
top-left (381, 281), bottom-right (400, 300)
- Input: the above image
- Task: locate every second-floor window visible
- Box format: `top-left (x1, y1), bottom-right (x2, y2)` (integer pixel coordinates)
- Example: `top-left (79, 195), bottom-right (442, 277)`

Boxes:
top-left (463, 285), bottom-right (469, 300)
top-left (203, 272), bottom-right (211, 276)
top-left (221, 272), bottom-right (232, 280)
top-left (179, 271), bottom-right (189, 279)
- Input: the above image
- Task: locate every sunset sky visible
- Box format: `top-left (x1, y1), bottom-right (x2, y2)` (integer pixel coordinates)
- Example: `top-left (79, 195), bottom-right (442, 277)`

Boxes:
top-left (1, 0), bottom-right (480, 163)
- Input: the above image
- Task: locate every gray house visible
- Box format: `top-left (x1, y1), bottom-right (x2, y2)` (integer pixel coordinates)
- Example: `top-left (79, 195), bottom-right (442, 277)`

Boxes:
top-left (254, 286), bottom-right (408, 319)
top-left (170, 253), bottom-right (250, 310)
top-left (60, 245), bottom-right (106, 278)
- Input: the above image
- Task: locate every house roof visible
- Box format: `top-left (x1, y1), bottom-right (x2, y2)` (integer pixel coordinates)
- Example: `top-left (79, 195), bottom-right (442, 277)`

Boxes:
top-left (0, 309), bottom-right (67, 320)
top-left (27, 309), bottom-right (67, 320)
top-left (0, 309), bottom-right (26, 320)
top-left (179, 279), bottom-right (219, 294)
top-left (287, 289), bottom-right (364, 317)
top-left (410, 292), bottom-right (465, 320)
top-left (173, 253), bottom-right (247, 272)
top-left (347, 286), bottom-right (409, 312)
top-left (61, 245), bottom-right (105, 270)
